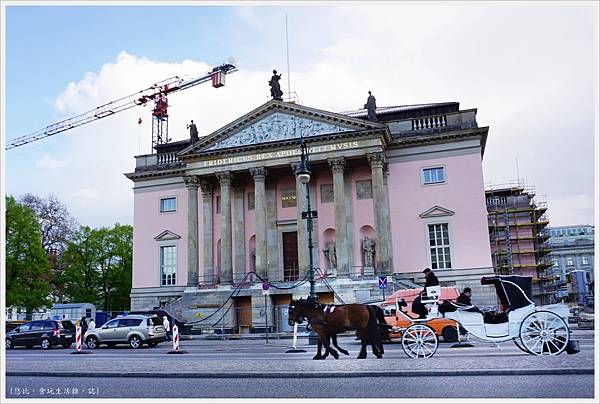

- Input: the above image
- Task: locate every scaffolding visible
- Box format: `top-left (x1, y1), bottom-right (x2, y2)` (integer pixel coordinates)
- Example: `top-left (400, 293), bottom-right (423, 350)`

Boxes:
top-left (485, 182), bottom-right (554, 303)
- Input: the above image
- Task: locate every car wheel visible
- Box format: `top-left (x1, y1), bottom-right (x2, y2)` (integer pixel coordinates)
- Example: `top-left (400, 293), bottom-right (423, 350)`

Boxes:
top-left (442, 326), bottom-right (458, 343)
top-left (6, 338), bottom-right (13, 349)
top-left (40, 338), bottom-right (51, 350)
top-left (86, 336), bottom-right (99, 349)
top-left (129, 335), bottom-right (142, 349)
top-left (62, 343), bottom-right (72, 349)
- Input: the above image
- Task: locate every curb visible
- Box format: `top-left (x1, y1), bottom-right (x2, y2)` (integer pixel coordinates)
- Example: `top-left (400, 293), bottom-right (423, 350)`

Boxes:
top-left (7, 368), bottom-right (594, 379)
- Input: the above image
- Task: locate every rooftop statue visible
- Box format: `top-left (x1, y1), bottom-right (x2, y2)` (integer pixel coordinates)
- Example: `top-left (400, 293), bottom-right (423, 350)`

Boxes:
top-left (364, 91), bottom-right (377, 122)
top-left (187, 120), bottom-right (199, 143)
top-left (269, 70), bottom-right (284, 101)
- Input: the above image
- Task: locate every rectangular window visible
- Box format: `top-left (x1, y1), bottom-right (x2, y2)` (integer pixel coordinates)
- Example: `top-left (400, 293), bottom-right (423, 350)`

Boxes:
top-left (216, 196), bottom-right (221, 214)
top-left (356, 180), bottom-right (373, 200)
top-left (247, 192), bottom-right (255, 211)
top-left (581, 256), bottom-right (589, 265)
top-left (320, 184), bottom-right (334, 203)
top-left (428, 223), bottom-right (452, 269)
top-left (422, 167), bottom-right (446, 185)
top-left (281, 188), bottom-right (297, 208)
top-left (160, 245), bottom-right (177, 286)
top-left (160, 197), bottom-right (176, 213)
top-left (566, 256), bottom-right (574, 266)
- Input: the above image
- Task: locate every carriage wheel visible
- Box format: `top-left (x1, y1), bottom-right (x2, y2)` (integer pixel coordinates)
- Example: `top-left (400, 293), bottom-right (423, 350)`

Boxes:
top-left (519, 310), bottom-right (570, 356)
top-left (401, 324), bottom-right (438, 358)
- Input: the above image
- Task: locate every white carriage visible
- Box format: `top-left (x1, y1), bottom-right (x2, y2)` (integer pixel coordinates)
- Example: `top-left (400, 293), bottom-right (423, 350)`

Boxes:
top-left (400, 275), bottom-right (573, 358)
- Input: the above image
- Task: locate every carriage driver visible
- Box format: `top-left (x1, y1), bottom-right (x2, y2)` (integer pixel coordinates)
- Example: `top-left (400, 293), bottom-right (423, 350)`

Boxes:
top-left (411, 268), bottom-right (440, 319)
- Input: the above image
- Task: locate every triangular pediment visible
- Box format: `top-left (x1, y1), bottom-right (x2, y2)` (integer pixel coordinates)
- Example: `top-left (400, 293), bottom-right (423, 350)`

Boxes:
top-left (154, 230), bottom-right (181, 241)
top-left (419, 205), bottom-right (455, 218)
top-left (179, 100), bottom-right (384, 156)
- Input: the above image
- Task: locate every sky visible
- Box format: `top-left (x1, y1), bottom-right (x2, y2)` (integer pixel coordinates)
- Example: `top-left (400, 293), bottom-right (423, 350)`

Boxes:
top-left (2, 2), bottom-right (598, 229)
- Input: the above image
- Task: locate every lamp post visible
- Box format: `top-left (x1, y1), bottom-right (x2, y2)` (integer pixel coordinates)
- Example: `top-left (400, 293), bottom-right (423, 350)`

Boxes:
top-left (295, 134), bottom-right (318, 344)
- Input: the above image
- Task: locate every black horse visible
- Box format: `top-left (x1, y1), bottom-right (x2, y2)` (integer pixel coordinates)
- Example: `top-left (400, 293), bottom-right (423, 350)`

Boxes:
top-left (288, 299), bottom-right (389, 359)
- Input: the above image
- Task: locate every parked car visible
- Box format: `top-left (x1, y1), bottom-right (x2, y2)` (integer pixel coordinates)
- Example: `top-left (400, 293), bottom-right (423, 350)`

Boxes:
top-left (6, 320), bottom-right (76, 349)
top-left (84, 315), bottom-right (166, 349)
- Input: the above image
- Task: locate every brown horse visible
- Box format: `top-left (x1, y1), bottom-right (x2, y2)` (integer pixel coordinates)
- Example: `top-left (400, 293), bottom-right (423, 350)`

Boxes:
top-left (288, 298), bottom-right (387, 360)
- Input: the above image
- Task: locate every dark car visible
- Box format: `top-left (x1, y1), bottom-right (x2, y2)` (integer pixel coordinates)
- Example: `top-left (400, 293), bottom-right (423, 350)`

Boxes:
top-left (6, 320), bottom-right (76, 349)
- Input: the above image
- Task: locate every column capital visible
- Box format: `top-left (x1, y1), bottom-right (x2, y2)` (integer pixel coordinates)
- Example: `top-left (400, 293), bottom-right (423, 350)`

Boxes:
top-left (250, 167), bottom-right (268, 182)
top-left (200, 182), bottom-right (213, 198)
top-left (367, 152), bottom-right (386, 169)
top-left (328, 157), bottom-right (346, 173)
top-left (216, 171), bottom-right (233, 185)
top-left (184, 175), bottom-right (201, 189)
top-left (290, 162), bottom-right (300, 175)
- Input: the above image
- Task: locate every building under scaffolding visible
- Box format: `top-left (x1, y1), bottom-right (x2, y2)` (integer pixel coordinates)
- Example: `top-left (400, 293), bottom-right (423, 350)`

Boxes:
top-left (485, 181), bottom-right (553, 304)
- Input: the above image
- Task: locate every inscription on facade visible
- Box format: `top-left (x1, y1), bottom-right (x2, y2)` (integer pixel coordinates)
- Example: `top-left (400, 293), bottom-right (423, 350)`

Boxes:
top-left (201, 140), bottom-right (363, 168)
top-left (281, 189), bottom-right (297, 208)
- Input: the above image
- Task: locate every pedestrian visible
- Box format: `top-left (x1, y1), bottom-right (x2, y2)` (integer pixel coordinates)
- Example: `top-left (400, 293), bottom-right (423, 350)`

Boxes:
top-left (163, 315), bottom-right (171, 341)
top-left (88, 318), bottom-right (96, 330)
top-left (457, 287), bottom-right (473, 306)
top-left (80, 316), bottom-right (88, 335)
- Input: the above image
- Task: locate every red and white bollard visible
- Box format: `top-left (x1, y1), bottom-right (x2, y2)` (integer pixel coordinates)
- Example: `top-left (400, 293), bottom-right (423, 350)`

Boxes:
top-left (167, 324), bottom-right (186, 354)
top-left (76, 323), bottom-right (82, 352)
top-left (172, 325), bottom-right (179, 352)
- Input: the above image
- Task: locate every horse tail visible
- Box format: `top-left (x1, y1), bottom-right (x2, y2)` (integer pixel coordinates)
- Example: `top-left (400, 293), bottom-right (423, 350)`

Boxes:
top-left (369, 305), bottom-right (391, 342)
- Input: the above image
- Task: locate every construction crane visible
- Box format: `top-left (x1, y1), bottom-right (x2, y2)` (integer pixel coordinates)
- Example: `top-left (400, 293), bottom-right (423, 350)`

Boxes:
top-left (6, 61), bottom-right (238, 151)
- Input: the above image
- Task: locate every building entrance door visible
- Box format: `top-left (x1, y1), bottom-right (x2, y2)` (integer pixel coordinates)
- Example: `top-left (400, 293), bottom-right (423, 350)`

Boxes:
top-left (282, 231), bottom-right (299, 281)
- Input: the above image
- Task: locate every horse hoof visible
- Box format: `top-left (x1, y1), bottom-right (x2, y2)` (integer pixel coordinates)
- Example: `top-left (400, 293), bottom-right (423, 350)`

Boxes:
top-left (312, 356), bottom-right (322, 360)
top-left (357, 356), bottom-right (366, 360)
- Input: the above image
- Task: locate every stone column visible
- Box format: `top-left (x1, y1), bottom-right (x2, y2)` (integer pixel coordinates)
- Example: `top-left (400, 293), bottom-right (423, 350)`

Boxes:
top-left (217, 171), bottom-right (233, 284)
top-left (184, 175), bottom-right (201, 287)
top-left (368, 152), bottom-right (391, 274)
top-left (233, 182), bottom-right (246, 282)
top-left (291, 163), bottom-right (309, 280)
top-left (383, 162), bottom-right (394, 272)
top-left (200, 181), bottom-right (214, 285)
top-left (328, 157), bottom-right (349, 277)
top-left (250, 167), bottom-right (268, 278)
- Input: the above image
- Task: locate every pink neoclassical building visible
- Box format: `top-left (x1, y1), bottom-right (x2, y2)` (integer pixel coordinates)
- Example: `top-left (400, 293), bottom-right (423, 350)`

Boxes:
top-left (126, 98), bottom-right (494, 332)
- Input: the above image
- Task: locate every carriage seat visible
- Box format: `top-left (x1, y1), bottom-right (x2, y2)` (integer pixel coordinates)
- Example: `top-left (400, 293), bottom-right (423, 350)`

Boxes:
top-left (483, 311), bottom-right (509, 324)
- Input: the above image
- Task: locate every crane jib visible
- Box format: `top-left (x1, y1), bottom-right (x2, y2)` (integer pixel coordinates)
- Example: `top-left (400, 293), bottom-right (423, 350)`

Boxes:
top-left (6, 62), bottom-right (238, 150)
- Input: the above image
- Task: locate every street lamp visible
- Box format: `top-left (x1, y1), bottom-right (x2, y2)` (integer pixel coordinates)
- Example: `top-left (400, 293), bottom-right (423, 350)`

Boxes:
top-left (296, 134), bottom-right (318, 344)
top-left (297, 136), bottom-right (317, 301)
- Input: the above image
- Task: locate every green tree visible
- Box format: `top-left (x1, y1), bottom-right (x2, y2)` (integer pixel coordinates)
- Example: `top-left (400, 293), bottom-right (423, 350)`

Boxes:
top-left (59, 226), bottom-right (101, 304)
top-left (5, 196), bottom-right (52, 312)
top-left (60, 224), bottom-right (133, 311)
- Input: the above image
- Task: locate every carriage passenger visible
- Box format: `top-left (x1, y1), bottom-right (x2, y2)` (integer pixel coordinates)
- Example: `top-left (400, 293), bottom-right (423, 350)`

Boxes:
top-left (457, 287), bottom-right (473, 305)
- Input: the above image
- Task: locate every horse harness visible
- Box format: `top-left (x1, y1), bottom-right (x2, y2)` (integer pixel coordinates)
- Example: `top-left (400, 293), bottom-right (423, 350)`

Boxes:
top-left (306, 304), bottom-right (336, 328)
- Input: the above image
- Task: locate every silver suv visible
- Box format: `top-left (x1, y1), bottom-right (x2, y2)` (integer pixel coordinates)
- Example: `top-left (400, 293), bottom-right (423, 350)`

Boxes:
top-left (84, 315), bottom-right (166, 349)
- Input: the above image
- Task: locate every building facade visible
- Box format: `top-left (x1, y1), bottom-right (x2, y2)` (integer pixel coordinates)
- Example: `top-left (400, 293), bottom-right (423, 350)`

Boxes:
top-left (485, 183), bottom-right (552, 303)
top-left (546, 225), bottom-right (595, 303)
top-left (126, 99), bottom-right (495, 331)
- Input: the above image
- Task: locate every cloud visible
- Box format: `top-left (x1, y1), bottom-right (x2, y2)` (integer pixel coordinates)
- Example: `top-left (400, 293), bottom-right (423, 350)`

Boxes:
top-left (35, 156), bottom-right (69, 169)
top-left (69, 188), bottom-right (99, 199)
